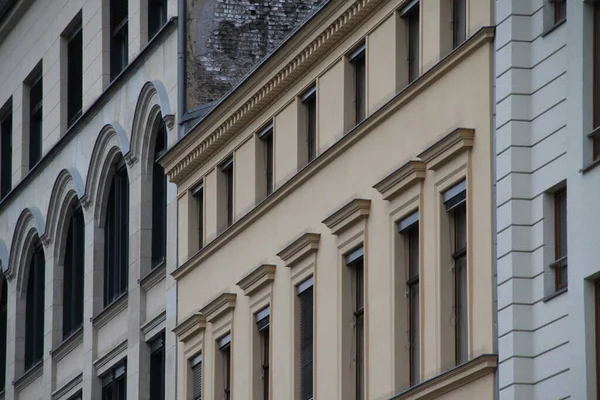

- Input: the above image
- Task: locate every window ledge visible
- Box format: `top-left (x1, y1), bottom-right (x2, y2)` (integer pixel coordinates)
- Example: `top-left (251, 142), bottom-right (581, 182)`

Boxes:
top-left (92, 292), bottom-right (128, 329)
top-left (141, 310), bottom-right (167, 342)
top-left (322, 198), bottom-right (371, 236)
top-left (389, 354), bottom-right (497, 400)
top-left (541, 18), bottom-right (566, 37)
top-left (173, 312), bottom-right (206, 342)
top-left (93, 339), bottom-right (128, 377)
top-left (236, 264), bottom-right (276, 297)
top-left (51, 373), bottom-right (82, 400)
top-left (581, 157), bottom-right (600, 174)
top-left (543, 287), bottom-right (568, 303)
top-left (200, 292), bottom-right (237, 323)
top-left (51, 327), bottom-right (83, 362)
top-left (140, 261), bottom-right (167, 291)
top-left (13, 361), bottom-right (43, 392)
top-left (277, 232), bottom-right (321, 269)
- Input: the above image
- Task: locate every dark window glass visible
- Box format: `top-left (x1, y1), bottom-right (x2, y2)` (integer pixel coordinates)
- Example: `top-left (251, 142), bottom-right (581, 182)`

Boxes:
top-left (219, 341), bottom-right (231, 400)
top-left (405, 223), bottom-right (420, 386)
top-left (63, 204), bottom-right (84, 339)
top-left (220, 158), bottom-right (234, 228)
top-left (67, 24), bottom-right (83, 127)
top-left (0, 278), bottom-right (7, 391)
top-left (552, 188), bottom-right (568, 291)
top-left (104, 159), bottom-right (129, 306)
top-left (149, 334), bottom-right (165, 400)
top-left (260, 128), bottom-right (274, 197)
top-left (452, 203), bottom-right (467, 366)
top-left (595, 4), bottom-right (600, 159)
top-left (102, 361), bottom-right (127, 400)
top-left (193, 184), bottom-right (204, 250)
top-left (191, 355), bottom-right (202, 400)
top-left (554, 0), bottom-right (566, 24)
top-left (256, 311), bottom-right (270, 400)
top-left (151, 122), bottom-right (167, 267)
top-left (302, 89), bottom-right (317, 163)
top-left (406, 5), bottom-right (420, 83)
top-left (1, 108), bottom-right (12, 198)
top-left (595, 280), bottom-right (600, 398)
top-left (25, 240), bottom-right (45, 369)
top-left (347, 254), bottom-right (364, 400)
top-left (148, 0), bottom-right (167, 40)
top-left (298, 284), bottom-right (313, 400)
top-left (351, 50), bottom-right (366, 125)
top-left (110, 0), bottom-right (128, 81)
top-left (29, 71), bottom-right (43, 169)
top-left (453, 0), bottom-right (466, 48)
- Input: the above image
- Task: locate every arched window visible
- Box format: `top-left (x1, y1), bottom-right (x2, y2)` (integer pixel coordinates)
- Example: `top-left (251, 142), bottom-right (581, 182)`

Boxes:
top-left (0, 277), bottom-right (7, 391)
top-left (151, 121), bottom-right (167, 267)
top-left (25, 238), bottom-right (45, 369)
top-left (63, 203), bottom-right (84, 338)
top-left (104, 158), bottom-right (129, 306)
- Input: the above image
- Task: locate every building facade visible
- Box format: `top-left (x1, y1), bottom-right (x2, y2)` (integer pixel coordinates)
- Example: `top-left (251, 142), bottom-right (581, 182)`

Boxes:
top-left (495, 0), bottom-right (600, 399)
top-left (162, 1), bottom-right (497, 400)
top-left (0, 0), bottom-right (180, 399)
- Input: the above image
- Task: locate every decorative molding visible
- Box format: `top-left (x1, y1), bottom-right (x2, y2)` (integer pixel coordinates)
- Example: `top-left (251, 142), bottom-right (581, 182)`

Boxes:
top-left (13, 361), bottom-right (43, 392)
top-left (389, 354), bottom-right (497, 400)
top-left (162, 0), bottom-right (387, 184)
top-left (164, 114), bottom-right (175, 129)
top-left (277, 233), bottom-right (321, 269)
top-left (141, 310), bottom-right (167, 341)
top-left (93, 340), bottom-right (128, 373)
top-left (92, 293), bottom-right (128, 329)
top-left (124, 152), bottom-right (138, 167)
top-left (173, 312), bottom-right (206, 342)
top-left (51, 373), bottom-right (82, 400)
top-left (51, 327), bottom-right (83, 363)
top-left (200, 292), bottom-right (237, 323)
top-left (139, 262), bottom-right (167, 292)
top-left (374, 159), bottom-right (426, 201)
top-left (322, 199), bottom-right (371, 236)
top-left (169, 26), bottom-right (495, 281)
top-left (236, 264), bottom-right (276, 297)
top-left (418, 128), bottom-right (474, 171)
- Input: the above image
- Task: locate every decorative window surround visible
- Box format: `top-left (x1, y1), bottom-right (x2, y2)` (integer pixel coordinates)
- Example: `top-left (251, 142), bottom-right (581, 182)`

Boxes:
top-left (418, 128), bottom-right (474, 171)
top-left (13, 360), bottom-right (42, 392)
top-left (374, 159), bottom-right (426, 201)
top-left (237, 264), bottom-right (276, 297)
top-left (200, 293), bottom-right (237, 324)
top-left (51, 326), bottom-right (83, 363)
top-left (277, 233), bottom-right (321, 270)
top-left (51, 373), bottom-right (83, 400)
top-left (174, 312), bottom-right (206, 343)
top-left (141, 310), bottom-right (167, 342)
top-left (388, 354), bottom-right (497, 400)
top-left (93, 340), bottom-right (128, 377)
top-left (92, 292), bottom-right (128, 329)
top-left (322, 199), bottom-right (371, 236)
top-left (139, 261), bottom-right (166, 291)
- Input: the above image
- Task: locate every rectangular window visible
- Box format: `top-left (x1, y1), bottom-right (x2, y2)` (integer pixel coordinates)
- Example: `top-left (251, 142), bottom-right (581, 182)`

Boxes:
top-left (596, 280), bottom-right (600, 398)
top-left (402, 2), bottom-right (420, 83)
top-left (67, 22), bottom-right (83, 127)
top-left (151, 123), bottom-right (167, 267)
top-left (346, 248), bottom-right (365, 400)
top-left (301, 86), bottom-right (317, 164)
top-left (63, 205), bottom-right (84, 339)
top-left (452, 0), bottom-right (466, 48)
top-left (297, 277), bottom-right (313, 400)
top-left (191, 354), bottom-right (202, 400)
top-left (148, 0), bottom-right (167, 40)
top-left (25, 242), bottom-right (45, 370)
top-left (193, 183), bottom-right (204, 250)
top-left (220, 157), bottom-right (234, 228)
top-left (594, 4), bottom-right (600, 159)
top-left (28, 68), bottom-right (43, 170)
top-left (110, 0), bottom-right (129, 81)
top-left (551, 188), bottom-right (568, 291)
top-left (218, 334), bottom-right (232, 400)
top-left (0, 279), bottom-right (7, 392)
top-left (553, 0), bottom-right (566, 24)
top-left (399, 211), bottom-right (419, 386)
top-left (444, 180), bottom-right (467, 366)
top-left (0, 104), bottom-right (12, 198)
top-left (149, 333), bottom-right (165, 400)
top-left (256, 307), bottom-right (270, 400)
top-left (349, 44), bottom-right (366, 125)
top-left (258, 123), bottom-right (274, 197)
top-left (101, 361), bottom-right (127, 400)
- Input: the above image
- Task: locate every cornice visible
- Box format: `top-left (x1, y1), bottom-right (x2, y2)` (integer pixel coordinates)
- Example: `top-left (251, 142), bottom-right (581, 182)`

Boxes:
top-left (13, 361), bottom-right (42, 392)
top-left (92, 293), bottom-right (128, 329)
top-left (162, 0), bottom-right (387, 184)
top-left (93, 340), bottom-right (127, 372)
top-left (173, 312), bottom-right (206, 342)
top-left (389, 354), bottom-right (497, 400)
top-left (51, 373), bottom-right (82, 400)
top-left (139, 262), bottom-right (166, 292)
top-left (374, 159), bottom-right (426, 201)
top-left (322, 199), bottom-right (371, 235)
top-left (200, 292), bottom-right (237, 323)
top-left (418, 128), bottom-right (475, 171)
top-left (277, 233), bottom-right (321, 269)
top-left (236, 264), bottom-right (276, 297)
top-left (51, 327), bottom-right (83, 363)
top-left (141, 310), bottom-right (167, 337)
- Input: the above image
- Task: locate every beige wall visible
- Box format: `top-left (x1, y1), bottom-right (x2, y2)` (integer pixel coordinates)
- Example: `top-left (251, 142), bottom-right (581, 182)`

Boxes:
top-left (169, 0), bottom-right (494, 399)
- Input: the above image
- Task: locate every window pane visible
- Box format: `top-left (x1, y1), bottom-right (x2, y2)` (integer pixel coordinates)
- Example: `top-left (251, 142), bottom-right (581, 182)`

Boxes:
top-left (1, 109), bottom-right (12, 198)
top-left (0, 279), bottom-right (7, 391)
top-left (148, 0), bottom-right (167, 39)
top-left (409, 282), bottom-right (419, 385)
top-left (29, 73), bottom-right (43, 169)
top-left (150, 335), bottom-right (165, 400)
top-left (304, 93), bottom-right (317, 163)
top-left (554, 0), bottom-right (566, 23)
top-left (407, 6), bottom-right (420, 83)
top-left (555, 189), bottom-right (567, 259)
top-left (261, 131), bottom-right (274, 196)
top-left (67, 25), bottom-right (83, 126)
top-left (261, 325), bottom-right (270, 400)
top-left (110, 0), bottom-right (129, 81)
top-left (193, 359), bottom-right (202, 400)
top-left (353, 52), bottom-right (366, 124)
top-left (151, 122), bottom-right (167, 266)
top-left (25, 242), bottom-right (45, 369)
top-left (299, 286), bottom-right (313, 400)
top-left (453, 0), bottom-right (466, 48)
top-left (455, 254), bottom-right (468, 365)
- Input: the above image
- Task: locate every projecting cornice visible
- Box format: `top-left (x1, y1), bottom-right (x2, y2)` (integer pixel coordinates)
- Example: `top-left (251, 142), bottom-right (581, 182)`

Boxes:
top-left (418, 128), bottom-right (474, 170)
top-left (277, 233), bottom-right (321, 269)
top-left (322, 199), bottom-right (371, 235)
top-left (173, 312), bottom-right (206, 342)
top-left (237, 264), bottom-right (276, 297)
top-left (161, 0), bottom-right (387, 185)
top-left (374, 159), bottom-right (426, 201)
top-left (200, 292), bottom-right (237, 323)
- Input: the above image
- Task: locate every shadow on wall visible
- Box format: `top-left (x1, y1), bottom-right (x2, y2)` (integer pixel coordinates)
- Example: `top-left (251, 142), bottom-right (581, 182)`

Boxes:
top-left (186, 0), bottom-right (325, 109)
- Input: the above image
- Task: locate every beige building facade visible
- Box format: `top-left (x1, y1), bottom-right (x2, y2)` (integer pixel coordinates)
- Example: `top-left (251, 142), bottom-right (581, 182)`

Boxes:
top-left (162, 0), bottom-right (497, 399)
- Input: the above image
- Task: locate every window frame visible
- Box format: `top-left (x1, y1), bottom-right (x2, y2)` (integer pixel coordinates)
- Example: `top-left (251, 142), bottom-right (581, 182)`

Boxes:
top-left (24, 239), bottom-right (45, 370)
top-left (258, 123), bottom-right (274, 197)
top-left (552, 0), bottom-right (567, 25)
top-left (349, 44), bottom-right (366, 125)
top-left (301, 86), bottom-right (317, 164)
top-left (218, 334), bottom-right (232, 400)
top-left (297, 277), bottom-right (314, 400)
top-left (149, 333), bottom-right (166, 400)
top-left (256, 307), bottom-right (270, 400)
top-left (401, 1), bottom-right (420, 84)
top-left (151, 121), bottom-right (167, 268)
top-left (28, 68), bottom-right (43, 170)
top-left (0, 104), bottom-right (12, 199)
top-left (67, 21), bottom-right (83, 127)
top-left (110, 0), bottom-right (129, 81)
top-left (191, 353), bottom-right (203, 400)
top-left (452, 0), bottom-right (467, 48)
top-left (101, 360), bottom-right (127, 400)
top-left (345, 248), bottom-right (365, 400)
top-left (63, 203), bottom-right (85, 339)
top-left (551, 188), bottom-right (568, 291)
top-left (148, 0), bottom-right (168, 40)
top-left (594, 3), bottom-right (600, 160)
top-left (220, 157), bottom-right (234, 228)
top-left (0, 278), bottom-right (7, 392)
top-left (192, 183), bottom-right (204, 250)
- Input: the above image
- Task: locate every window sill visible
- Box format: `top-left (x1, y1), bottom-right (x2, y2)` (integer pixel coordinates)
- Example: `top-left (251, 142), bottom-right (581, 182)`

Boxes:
top-left (51, 327), bottom-right (83, 363)
top-left (92, 292), bottom-right (128, 329)
top-left (542, 18), bottom-right (566, 37)
top-left (13, 361), bottom-right (43, 392)
top-left (581, 157), bottom-right (600, 174)
top-left (140, 260), bottom-right (166, 291)
top-left (543, 286), bottom-right (568, 303)
top-left (389, 354), bottom-right (497, 399)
